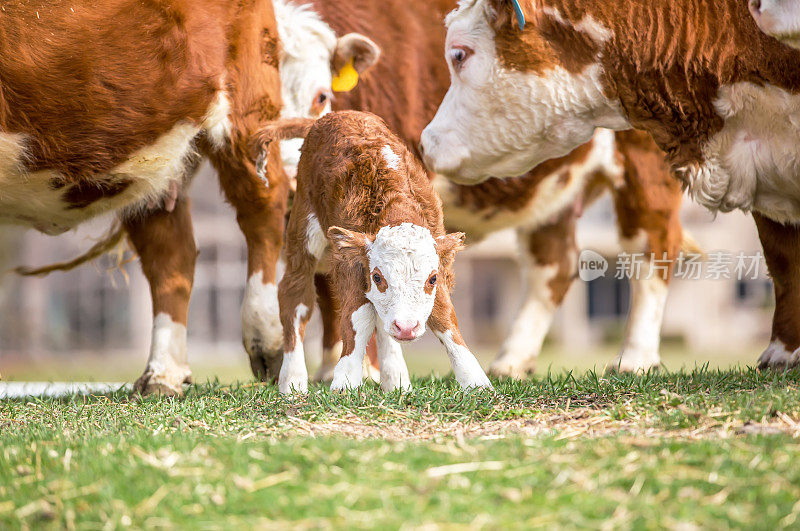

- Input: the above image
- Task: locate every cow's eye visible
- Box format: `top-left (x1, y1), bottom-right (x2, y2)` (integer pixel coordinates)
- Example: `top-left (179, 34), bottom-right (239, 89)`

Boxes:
top-left (310, 89), bottom-right (332, 116)
top-left (428, 274), bottom-right (437, 286)
top-left (373, 273), bottom-right (382, 284)
top-left (449, 46), bottom-right (473, 71)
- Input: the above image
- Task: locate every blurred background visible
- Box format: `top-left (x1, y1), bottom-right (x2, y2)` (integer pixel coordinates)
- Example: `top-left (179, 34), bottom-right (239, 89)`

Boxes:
top-left (0, 161), bottom-right (772, 383)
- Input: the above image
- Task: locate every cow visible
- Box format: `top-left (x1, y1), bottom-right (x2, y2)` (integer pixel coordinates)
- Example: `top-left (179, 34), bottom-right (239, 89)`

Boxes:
top-left (0, 0), bottom-right (291, 395)
top-left (420, 0), bottom-right (800, 369)
top-left (750, 0), bottom-right (800, 49)
top-left (272, 0), bottom-right (691, 378)
top-left (252, 112), bottom-right (493, 393)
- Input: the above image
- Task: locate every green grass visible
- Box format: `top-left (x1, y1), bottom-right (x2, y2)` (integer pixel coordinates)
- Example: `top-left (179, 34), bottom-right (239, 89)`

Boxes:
top-left (3, 367), bottom-right (800, 528)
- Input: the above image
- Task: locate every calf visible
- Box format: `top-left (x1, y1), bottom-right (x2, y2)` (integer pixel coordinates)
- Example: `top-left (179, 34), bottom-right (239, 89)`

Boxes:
top-left (274, 0), bottom-right (690, 378)
top-left (253, 112), bottom-right (493, 393)
top-left (420, 0), bottom-right (800, 369)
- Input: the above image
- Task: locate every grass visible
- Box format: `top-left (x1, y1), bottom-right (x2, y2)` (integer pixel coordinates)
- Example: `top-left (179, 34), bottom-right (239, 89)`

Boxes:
top-left (3, 367), bottom-right (800, 528)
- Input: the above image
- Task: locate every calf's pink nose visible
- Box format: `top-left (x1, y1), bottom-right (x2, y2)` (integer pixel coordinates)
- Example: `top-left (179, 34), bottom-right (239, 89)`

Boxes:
top-left (392, 320), bottom-right (420, 340)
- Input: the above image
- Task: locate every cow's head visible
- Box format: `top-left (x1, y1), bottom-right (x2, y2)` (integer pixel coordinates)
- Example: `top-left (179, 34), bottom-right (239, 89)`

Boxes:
top-left (750, 0), bottom-right (800, 49)
top-left (274, 0), bottom-right (380, 173)
top-left (328, 223), bottom-right (464, 342)
top-left (420, 0), bottom-right (628, 184)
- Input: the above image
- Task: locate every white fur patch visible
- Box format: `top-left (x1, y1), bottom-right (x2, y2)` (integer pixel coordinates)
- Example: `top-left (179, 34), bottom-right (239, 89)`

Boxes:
top-left (274, 0), bottom-right (336, 168)
top-left (330, 303), bottom-right (376, 391)
top-left (684, 82), bottom-right (800, 223)
top-left (375, 329), bottom-right (412, 391)
top-left (382, 144), bottom-right (402, 170)
top-left (366, 224), bottom-right (439, 340)
top-left (0, 89), bottom-right (226, 233)
top-left (138, 313), bottom-right (191, 393)
top-left (434, 329), bottom-right (493, 390)
top-left (278, 303), bottom-right (310, 394)
top-left (421, 1), bottom-right (629, 183)
top-left (541, 7), bottom-right (612, 43)
top-left (435, 129), bottom-right (620, 240)
top-left (241, 272), bottom-right (283, 357)
top-left (305, 213), bottom-right (328, 259)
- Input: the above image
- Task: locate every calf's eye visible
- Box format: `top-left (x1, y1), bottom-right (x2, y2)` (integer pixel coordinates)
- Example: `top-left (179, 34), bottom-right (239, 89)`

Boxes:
top-left (428, 274), bottom-right (437, 286)
top-left (448, 46), bottom-right (473, 71)
top-left (373, 273), bottom-right (382, 284)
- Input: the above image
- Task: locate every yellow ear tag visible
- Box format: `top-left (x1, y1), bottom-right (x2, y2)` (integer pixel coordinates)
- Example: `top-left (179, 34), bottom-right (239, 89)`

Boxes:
top-left (332, 59), bottom-right (359, 92)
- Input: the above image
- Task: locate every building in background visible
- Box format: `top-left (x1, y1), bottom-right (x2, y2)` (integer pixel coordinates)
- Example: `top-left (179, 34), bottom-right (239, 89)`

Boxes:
top-left (0, 163), bottom-right (772, 369)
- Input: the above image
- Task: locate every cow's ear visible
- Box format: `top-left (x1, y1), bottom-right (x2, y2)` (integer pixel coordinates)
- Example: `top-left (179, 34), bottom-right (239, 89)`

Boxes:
top-left (333, 33), bottom-right (381, 75)
top-left (488, 0), bottom-right (525, 32)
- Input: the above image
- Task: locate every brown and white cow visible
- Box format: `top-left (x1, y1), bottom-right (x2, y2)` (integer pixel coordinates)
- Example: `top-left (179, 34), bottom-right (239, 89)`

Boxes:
top-left (0, 0), bottom-right (288, 394)
top-left (253, 112), bottom-right (493, 393)
top-left (420, 0), bottom-right (800, 369)
top-left (273, 0), bottom-right (690, 378)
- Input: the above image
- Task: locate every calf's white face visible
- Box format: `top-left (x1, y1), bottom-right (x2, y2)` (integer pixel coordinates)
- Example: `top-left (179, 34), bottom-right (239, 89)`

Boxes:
top-left (329, 223), bottom-right (464, 342)
top-left (273, 0), bottom-right (380, 172)
top-left (750, 0), bottom-right (800, 49)
top-left (420, 0), bottom-right (628, 184)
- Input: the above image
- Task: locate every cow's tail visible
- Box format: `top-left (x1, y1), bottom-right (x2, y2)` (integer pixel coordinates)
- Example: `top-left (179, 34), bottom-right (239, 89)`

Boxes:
top-left (11, 221), bottom-right (130, 277)
top-left (251, 118), bottom-right (316, 181)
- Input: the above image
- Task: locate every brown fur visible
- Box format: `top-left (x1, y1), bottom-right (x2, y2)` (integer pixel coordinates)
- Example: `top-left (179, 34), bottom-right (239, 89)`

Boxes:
top-left (490, 0), bottom-right (800, 173)
top-left (264, 111), bottom-right (468, 361)
top-left (0, 0), bottom-right (288, 387)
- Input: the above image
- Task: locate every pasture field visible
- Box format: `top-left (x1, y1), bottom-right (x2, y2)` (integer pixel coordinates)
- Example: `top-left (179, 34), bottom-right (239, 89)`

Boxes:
top-left (2, 368), bottom-right (800, 528)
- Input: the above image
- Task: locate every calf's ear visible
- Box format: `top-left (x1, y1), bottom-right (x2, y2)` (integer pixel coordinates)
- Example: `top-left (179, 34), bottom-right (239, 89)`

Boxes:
top-left (333, 33), bottom-right (381, 75)
top-left (327, 226), bottom-right (373, 252)
top-left (435, 232), bottom-right (466, 258)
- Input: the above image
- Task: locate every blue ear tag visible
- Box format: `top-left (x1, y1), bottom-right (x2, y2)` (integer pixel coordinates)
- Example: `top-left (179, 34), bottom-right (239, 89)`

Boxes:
top-left (510, 0), bottom-right (526, 30)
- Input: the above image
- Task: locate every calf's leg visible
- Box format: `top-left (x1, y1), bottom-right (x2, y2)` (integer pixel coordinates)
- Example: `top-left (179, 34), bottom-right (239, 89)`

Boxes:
top-left (489, 206), bottom-right (578, 378)
top-left (754, 213), bottom-right (800, 368)
top-left (125, 198), bottom-right (196, 396)
top-left (428, 287), bottom-right (493, 390)
top-left (330, 292), bottom-right (376, 391)
top-left (375, 329), bottom-right (412, 392)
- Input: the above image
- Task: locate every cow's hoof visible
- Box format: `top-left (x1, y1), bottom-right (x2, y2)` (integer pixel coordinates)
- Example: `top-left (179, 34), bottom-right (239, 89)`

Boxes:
top-left (605, 350), bottom-right (660, 374)
top-left (246, 338), bottom-right (283, 383)
top-left (758, 341), bottom-right (800, 370)
top-left (488, 356), bottom-right (536, 379)
top-left (133, 367), bottom-right (191, 397)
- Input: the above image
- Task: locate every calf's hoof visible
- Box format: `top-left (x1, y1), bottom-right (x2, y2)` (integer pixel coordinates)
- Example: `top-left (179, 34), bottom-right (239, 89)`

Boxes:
top-left (133, 366), bottom-right (191, 397)
top-left (605, 349), bottom-right (661, 374)
top-left (758, 341), bottom-right (800, 370)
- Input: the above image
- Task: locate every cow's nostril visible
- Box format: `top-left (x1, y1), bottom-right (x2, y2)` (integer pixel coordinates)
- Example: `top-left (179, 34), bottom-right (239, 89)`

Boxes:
top-left (418, 142), bottom-right (425, 158)
top-left (392, 320), bottom-right (420, 339)
top-left (750, 0), bottom-right (761, 13)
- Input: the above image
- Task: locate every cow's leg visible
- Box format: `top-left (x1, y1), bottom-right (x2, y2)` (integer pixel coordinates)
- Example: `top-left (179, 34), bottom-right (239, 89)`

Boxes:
top-left (754, 213), bottom-right (800, 368)
top-left (489, 207), bottom-right (578, 378)
top-left (315, 273), bottom-right (381, 383)
top-left (210, 141), bottom-right (289, 382)
top-left (429, 287), bottom-right (493, 390)
top-left (330, 282), bottom-right (376, 391)
top-left (608, 131), bottom-right (683, 373)
top-left (375, 328), bottom-right (412, 392)
top-left (125, 198), bottom-right (196, 396)
top-left (313, 274), bottom-right (343, 382)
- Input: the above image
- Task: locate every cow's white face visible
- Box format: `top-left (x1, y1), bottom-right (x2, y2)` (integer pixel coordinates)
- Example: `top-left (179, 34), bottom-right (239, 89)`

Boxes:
top-left (750, 0), bottom-right (800, 49)
top-left (273, 0), bottom-right (380, 174)
top-left (420, 0), bottom-right (628, 184)
top-left (329, 224), bottom-right (464, 342)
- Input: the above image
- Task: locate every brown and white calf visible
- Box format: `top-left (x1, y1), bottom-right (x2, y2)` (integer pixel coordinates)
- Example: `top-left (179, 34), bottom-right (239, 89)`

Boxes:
top-left (273, 0), bottom-right (689, 378)
top-left (421, 0), bottom-right (800, 369)
top-left (0, 0), bottom-right (288, 394)
top-left (253, 111), bottom-right (492, 393)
